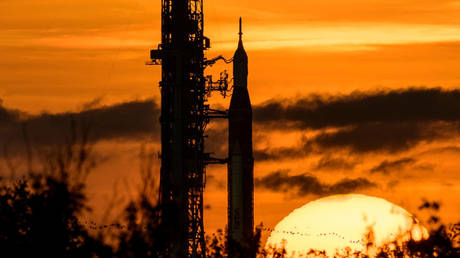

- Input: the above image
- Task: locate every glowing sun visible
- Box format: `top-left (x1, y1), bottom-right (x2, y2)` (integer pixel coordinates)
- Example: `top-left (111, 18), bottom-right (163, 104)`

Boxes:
top-left (265, 194), bottom-right (428, 257)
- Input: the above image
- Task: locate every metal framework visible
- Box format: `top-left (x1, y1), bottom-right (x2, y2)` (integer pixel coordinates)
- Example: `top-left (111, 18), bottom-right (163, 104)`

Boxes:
top-left (150, 0), bottom-right (229, 256)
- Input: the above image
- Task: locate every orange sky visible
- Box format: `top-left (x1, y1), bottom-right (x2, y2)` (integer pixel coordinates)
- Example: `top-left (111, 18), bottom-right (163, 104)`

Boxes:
top-left (1, 0), bottom-right (460, 245)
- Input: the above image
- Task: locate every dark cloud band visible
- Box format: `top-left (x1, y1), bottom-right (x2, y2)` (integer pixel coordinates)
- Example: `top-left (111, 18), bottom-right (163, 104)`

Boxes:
top-left (253, 87), bottom-right (460, 129)
top-left (255, 170), bottom-right (376, 197)
top-left (2, 87), bottom-right (460, 157)
top-left (0, 99), bottom-right (160, 148)
top-left (370, 157), bottom-right (416, 174)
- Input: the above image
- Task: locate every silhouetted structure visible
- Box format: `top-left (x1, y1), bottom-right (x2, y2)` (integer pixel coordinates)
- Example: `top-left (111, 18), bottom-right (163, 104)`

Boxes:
top-left (149, 0), bottom-right (229, 256)
top-left (228, 18), bottom-right (255, 250)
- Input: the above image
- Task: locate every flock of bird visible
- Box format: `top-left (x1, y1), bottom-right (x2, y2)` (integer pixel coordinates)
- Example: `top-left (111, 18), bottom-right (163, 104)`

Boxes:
top-left (79, 220), bottom-right (366, 246)
top-left (261, 227), bottom-right (364, 246)
top-left (81, 220), bottom-right (134, 230)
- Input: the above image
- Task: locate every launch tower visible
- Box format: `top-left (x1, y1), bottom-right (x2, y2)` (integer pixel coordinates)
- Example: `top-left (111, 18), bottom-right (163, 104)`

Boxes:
top-left (150, 0), bottom-right (229, 256)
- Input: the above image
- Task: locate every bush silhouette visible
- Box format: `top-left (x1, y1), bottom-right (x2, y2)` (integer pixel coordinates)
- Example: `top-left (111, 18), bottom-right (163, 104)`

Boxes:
top-left (0, 123), bottom-right (112, 257)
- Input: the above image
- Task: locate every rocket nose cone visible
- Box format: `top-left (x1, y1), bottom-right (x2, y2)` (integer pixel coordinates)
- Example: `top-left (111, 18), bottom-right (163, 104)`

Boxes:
top-left (233, 18), bottom-right (248, 90)
top-left (234, 18), bottom-right (247, 60)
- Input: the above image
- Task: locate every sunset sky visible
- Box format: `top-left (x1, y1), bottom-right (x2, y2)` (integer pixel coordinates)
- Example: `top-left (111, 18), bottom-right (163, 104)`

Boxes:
top-left (1, 0), bottom-right (460, 245)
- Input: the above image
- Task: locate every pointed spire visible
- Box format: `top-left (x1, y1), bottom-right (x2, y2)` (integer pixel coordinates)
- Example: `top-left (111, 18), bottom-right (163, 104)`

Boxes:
top-left (239, 17), bottom-right (243, 41)
top-left (234, 17), bottom-right (247, 66)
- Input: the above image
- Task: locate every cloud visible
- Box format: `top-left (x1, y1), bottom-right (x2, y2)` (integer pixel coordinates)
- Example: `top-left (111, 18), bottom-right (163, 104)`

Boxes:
top-left (4, 87), bottom-right (460, 158)
top-left (206, 174), bottom-right (225, 189)
top-left (255, 170), bottom-right (376, 197)
top-left (0, 99), bottom-right (160, 149)
top-left (253, 88), bottom-right (460, 130)
top-left (312, 155), bottom-right (358, 171)
top-left (306, 121), bottom-right (458, 153)
top-left (204, 124), bottom-right (228, 158)
top-left (254, 120), bottom-right (458, 160)
top-left (0, 99), bottom-right (21, 123)
top-left (254, 145), bottom-right (310, 161)
top-left (252, 88), bottom-right (460, 155)
top-left (370, 157), bottom-right (416, 174)
top-left (418, 145), bottom-right (460, 156)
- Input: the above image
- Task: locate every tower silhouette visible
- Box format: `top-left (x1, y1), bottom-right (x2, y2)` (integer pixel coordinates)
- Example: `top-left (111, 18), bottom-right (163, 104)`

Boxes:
top-left (149, 0), bottom-right (229, 257)
top-left (150, 0), bottom-right (208, 256)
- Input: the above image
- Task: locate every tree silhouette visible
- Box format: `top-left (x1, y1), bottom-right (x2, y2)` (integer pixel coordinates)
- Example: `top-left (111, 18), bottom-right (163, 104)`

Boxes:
top-left (0, 121), bottom-right (112, 257)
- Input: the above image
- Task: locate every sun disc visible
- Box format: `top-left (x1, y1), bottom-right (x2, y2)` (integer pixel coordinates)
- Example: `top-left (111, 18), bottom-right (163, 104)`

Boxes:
top-left (265, 194), bottom-right (428, 257)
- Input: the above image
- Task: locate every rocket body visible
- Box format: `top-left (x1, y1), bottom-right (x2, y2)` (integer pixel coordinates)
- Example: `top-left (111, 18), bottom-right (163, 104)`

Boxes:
top-left (228, 19), bottom-right (254, 244)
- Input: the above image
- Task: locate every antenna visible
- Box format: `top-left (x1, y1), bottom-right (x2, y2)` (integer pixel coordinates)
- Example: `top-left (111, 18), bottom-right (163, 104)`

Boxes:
top-left (239, 17), bottom-right (243, 41)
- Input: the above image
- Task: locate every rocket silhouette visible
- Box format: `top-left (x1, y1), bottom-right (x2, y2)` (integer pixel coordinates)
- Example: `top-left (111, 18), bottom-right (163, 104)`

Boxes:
top-left (228, 18), bottom-right (254, 245)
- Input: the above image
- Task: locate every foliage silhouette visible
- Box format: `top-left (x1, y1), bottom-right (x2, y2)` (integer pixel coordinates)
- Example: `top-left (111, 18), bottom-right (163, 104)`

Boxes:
top-left (113, 145), bottom-right (171, 257)
top-left (257, 219), bottom-right (459, 257)
top-left (0, 121), bottom-right (112, 257)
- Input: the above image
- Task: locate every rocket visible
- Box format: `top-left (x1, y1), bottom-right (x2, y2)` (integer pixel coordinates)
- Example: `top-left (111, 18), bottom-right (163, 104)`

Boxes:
top-left (228, 18), bottom-right (254, 246)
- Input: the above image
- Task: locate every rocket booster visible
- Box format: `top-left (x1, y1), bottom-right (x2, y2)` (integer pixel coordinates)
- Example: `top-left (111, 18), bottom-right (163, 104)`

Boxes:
top-left (228, 18), bottom-right (254, 244)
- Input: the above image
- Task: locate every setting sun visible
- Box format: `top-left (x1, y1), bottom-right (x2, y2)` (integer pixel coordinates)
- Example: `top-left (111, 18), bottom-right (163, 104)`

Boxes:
top-left (266, 194), bottom-right (428, 257)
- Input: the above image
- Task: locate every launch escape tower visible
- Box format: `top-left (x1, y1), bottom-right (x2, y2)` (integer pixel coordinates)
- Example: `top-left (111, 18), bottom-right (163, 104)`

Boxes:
top-left (149, 0), bottom-right (230, 256)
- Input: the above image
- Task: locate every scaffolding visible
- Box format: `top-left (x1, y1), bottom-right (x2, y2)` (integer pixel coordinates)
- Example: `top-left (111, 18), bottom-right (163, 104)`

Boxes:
top-left (149, 0), bottom-right (229, 256)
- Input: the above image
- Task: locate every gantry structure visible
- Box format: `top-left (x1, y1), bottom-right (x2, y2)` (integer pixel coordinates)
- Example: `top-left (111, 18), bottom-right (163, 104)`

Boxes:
top-left (150, 0), bottom-right (229, 256)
